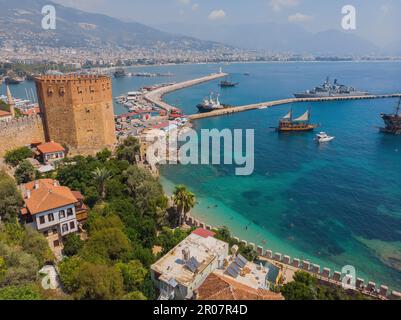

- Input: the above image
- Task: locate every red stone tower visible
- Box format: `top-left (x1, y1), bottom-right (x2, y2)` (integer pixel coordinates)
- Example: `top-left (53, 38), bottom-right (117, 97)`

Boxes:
top-left (35, 75), bottom-right (116, 155)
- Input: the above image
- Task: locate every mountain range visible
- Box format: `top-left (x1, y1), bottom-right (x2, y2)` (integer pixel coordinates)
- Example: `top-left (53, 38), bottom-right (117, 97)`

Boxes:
top-left (0, 0), bottom-right (227, 51)
top-left (155, 22), bottom-right (385, 56)
top-left (0, 0), bottom-right (399, 56)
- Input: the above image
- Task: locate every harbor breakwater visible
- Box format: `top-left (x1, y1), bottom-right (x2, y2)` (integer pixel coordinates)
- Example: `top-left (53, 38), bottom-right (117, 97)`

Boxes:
top-left (148, 74), bottom-right (401, 298)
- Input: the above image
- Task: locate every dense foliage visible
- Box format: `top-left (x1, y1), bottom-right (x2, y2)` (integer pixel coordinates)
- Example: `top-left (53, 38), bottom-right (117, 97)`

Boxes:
top-left (281, 271), bottom-right (368, 300)
top-left (0, 171), bottom-right (24, 222)
top-left (55, 150), bottom-right (171, 299)
top-left (15, 160), bottom-right (36, 184)
top-left (0, 222), bottom-right (54, 300)
top-left (4, 147), bottom-right (34, 167)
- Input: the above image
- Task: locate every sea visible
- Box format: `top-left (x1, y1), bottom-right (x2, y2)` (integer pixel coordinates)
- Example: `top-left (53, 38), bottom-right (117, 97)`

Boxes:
top-left (2, 61), bottom-right (401, 290)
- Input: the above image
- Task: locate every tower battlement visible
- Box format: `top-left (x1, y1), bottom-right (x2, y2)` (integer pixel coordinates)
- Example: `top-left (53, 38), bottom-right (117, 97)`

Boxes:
top-left (35, 74), bottom-right (110, 84)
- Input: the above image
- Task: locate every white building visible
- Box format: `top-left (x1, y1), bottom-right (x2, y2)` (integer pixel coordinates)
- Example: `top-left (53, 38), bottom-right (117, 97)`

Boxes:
top-left (151, 229), bottom-right (229, 300)
top-left (20, 179), bottom-right (87, 248)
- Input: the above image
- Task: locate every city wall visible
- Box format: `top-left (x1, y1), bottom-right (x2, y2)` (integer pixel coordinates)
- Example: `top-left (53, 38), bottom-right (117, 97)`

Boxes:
top-left (183, 214), bottom-right (401, 301)
top-left (0, 115), bottom-right (46, 157)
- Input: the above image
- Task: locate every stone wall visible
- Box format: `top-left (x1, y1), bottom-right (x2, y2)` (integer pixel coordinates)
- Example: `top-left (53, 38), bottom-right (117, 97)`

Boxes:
top-left (0, 115), bottom-right (46, 157)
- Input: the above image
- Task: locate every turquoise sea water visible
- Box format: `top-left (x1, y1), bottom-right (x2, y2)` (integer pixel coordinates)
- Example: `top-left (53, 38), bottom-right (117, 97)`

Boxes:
top-left (3, 62), bottom-right (401, 290)
top-left (160, 62), bottom-right (401, 290)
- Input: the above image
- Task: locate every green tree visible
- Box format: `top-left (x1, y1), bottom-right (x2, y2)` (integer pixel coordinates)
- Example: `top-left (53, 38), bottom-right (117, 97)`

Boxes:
top-left (63, 234), bottom-right (84, 257)
top-left (0, 171), bottom-right (23, 222)
top-left (0, 243), bottom-right (39, 286)
top-left (4, 147), bottom-right (33, 167)
top-left (124, 165), bottom-right (167, 220)
top-left (15, 160), bottom-right (36, 184)
top-left (123, 291), bottom-right (147, 300)
top-left (0, 284), bottom-right (42, 300)
top-left (96, 148), bottom-right (112, 163)
top-left (172, 185), bottom-right (196, 226)
top-left (116, 137), bottom-right (141, 164)
top-left (80, 227), bottom-right (132, 263)
top-left (74, 263), bottom-right (124, 300)
top-left (59, 256), bottom-right (82, 293)
top-left (92, 167), bottom-right (112, 200)
top-left (0, 256), bottom-right (6, 282)
top-left (116, 260), bottom-right (148, 292)
top-left (22, 227), bottom-right (53, 266)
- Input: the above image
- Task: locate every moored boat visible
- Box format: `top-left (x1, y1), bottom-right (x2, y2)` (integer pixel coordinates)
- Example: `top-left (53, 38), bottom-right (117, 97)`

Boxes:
top-left (277, 108), bottom-right (317, 132)
top-left (380, 98), bottom-right (401, 135)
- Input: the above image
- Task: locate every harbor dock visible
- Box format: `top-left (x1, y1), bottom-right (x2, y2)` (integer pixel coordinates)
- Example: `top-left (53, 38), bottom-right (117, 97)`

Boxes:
top-left (144, 72), bottom-right (228, 112)
top-left (189, 93), bottom-right (401, 120)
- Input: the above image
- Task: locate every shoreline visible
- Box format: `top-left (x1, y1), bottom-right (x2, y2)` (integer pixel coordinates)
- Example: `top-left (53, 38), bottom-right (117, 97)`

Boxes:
top-left (160, 174), bottom-right (400, 300)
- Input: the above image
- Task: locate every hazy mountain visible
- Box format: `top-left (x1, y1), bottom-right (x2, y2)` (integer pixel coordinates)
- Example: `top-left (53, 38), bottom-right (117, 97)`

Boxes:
top-left (156, 22), bottom-right (382, 55)
top-left (0, 0), bottom-right (227, 51)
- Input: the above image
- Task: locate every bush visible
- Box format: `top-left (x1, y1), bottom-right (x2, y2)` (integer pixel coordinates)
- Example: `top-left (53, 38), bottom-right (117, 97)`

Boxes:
top-left (63, 234), bottom-right (84, 257)
top-left (15, 160), bottom-right (36, 184)
top-left (4, 147), bottom-right (33, 167)
top-left (0, 171), bottom-right (24, 222)
top-left (0, 284), bottom-right (42, 300)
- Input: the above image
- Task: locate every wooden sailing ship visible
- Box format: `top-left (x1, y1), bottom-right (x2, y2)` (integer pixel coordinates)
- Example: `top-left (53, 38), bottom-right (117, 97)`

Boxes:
top-left (380, 98), bottom-right (401, 134)
top-left (277, 108), bottom-right (317, 132)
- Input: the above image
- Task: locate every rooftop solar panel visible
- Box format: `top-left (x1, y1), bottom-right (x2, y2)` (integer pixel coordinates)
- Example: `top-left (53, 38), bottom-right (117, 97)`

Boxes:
top-left (235, 255), bottom-right (248, 268)
top-left (227, 264), bottom-right (239, 278)
top-left (185, 257), bottom-right (200, 273)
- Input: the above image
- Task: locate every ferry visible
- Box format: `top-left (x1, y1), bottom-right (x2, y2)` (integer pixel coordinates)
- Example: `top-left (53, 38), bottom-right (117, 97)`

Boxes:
top-left (277, 108), bottom-right (317, 132)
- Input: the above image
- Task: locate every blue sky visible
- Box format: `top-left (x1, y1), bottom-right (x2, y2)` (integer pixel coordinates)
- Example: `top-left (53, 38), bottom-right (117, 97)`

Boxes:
top-left (54, 0), bottom-right (401, 45)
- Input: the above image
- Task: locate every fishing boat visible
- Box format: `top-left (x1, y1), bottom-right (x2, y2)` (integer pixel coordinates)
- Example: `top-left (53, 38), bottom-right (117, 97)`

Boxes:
top-left (197, 93), bottom-right (226, 113)
top-left (380, 98), bottom-right (401, 135)
top-left (277, 108), bottom-right (317, 132)
top-left (5, 76), bottom-right (24, 85)
top-left (315, 132), bottom-right (335, 143)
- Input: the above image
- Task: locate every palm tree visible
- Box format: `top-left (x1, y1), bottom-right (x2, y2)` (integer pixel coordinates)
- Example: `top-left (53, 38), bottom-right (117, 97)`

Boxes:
top-left (172, 185), bottom-right (196, 226)
top-left (92, 167), bottom-right (112, 200)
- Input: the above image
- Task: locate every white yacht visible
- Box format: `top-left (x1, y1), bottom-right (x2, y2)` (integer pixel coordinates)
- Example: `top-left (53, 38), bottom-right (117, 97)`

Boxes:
top-left (316, 132), bottom-right (335, 143)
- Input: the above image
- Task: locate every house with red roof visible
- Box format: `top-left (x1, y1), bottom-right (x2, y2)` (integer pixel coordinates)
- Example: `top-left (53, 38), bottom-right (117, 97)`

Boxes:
top-left (20, 179), bottom-right (88, 248)
top-left (36, 141), bottom-right (66, 164)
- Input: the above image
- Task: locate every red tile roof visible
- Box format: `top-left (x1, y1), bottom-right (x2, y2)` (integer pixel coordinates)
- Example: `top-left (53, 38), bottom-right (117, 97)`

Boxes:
top-left (37, 142), bottom-right (65, 154)
top-left (197, 273), bottom-right (284, 301)
top-left (0, 110), bottom-right (11, 117)
top-left (23, 179), bottom-right (78, 215)
top-left (192, 228), bottom-right (216, 238)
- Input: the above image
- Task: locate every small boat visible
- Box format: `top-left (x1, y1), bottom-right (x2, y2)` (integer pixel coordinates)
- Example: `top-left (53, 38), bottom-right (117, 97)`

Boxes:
top-left (219, 78), bottom-right (239, 88)
top-left (5, 76), bottom-right (24, 85)
top-left (316, 132), bottom-right (335, 143)
top-left (276, 108), bottom-right (318, 132)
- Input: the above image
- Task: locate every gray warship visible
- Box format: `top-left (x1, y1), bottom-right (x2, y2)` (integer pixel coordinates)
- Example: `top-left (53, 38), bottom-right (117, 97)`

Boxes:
top-left (294, 77), bottom-right (369, 98)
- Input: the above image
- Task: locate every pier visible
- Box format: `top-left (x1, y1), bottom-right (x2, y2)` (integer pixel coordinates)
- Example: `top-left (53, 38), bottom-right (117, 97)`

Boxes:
top-left (189, 93), bottom-right (401, 120)
top-left (144, 72), bottom-right (228, 112)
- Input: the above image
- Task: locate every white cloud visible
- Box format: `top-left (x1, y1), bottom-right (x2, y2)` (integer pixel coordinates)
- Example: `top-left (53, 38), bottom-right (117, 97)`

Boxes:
top-left (208, 9), bottom-right (226, 21)
top-left (288, 12), bottom-right (312, 23)
top-left (270, 0), bottom-right (300, 12)
top-left (192, 3), bottom-right (200, 11)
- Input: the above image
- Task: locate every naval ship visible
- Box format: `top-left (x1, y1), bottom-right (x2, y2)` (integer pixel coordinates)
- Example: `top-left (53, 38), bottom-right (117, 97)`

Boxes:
top-left (380, 98), bottom-right (401, 134)
top-left (294, 77), bottom-right (369, 98)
